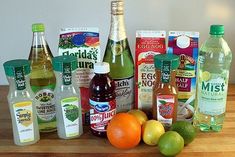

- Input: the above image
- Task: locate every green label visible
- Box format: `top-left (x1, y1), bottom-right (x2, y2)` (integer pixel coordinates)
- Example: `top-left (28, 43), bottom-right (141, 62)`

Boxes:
top-left (63, 62), bottom-right (72, 85)
top-left (14, 67), bottom-right (26, 90)
top-left (198, 70), bottom-right (228, 115)
top-left (161, 61), bottom-right (171, 83)
top-left (61, 97), bottom-right (80, 137)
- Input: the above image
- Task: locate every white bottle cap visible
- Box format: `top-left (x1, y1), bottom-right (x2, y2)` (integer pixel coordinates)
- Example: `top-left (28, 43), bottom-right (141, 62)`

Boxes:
top-left (94, 62), bottom-right (110, 74)
top-left (176, 35), bottom-right (190, 49)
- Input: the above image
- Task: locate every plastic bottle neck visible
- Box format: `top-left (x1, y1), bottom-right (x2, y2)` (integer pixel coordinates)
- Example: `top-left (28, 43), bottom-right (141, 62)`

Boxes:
top-left (109, 13), bottom-right (127, 42)
top-left (210, 34), bottom-right (224, 38)
top-left (8, 75), bottom-right (31, 95)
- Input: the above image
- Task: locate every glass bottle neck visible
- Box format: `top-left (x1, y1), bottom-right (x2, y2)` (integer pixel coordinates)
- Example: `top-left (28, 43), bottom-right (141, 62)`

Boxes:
top-left (109, 13), bottom-right (127, 42)
top-left (32, 32), bottom-right (48, 47)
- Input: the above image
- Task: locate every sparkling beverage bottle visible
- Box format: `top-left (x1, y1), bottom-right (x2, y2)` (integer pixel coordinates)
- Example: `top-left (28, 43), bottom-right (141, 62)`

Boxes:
top-left (103, 1), bottom-right (134, 112)
top-left (28, 23), bottom-right (57, 132)
top-left (193, 25), bottom-right (232, 132)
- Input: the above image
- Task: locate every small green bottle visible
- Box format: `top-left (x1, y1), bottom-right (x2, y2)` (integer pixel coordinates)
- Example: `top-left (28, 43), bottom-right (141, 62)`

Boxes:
top-left (193, 25), bottom-right (233, 132)
top-left (103, 1), bottom-right (134, 113)
top-left (28, 23), bottom-right (57, 132)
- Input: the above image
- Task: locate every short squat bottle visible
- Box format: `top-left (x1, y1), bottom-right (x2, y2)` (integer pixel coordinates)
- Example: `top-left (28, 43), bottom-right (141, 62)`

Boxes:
top-left (89, 62), bottom-right (116, 137)
top-left (3, 59), bottom-right (40, 146)
top-left (53, 55), bottom-right (83, 139)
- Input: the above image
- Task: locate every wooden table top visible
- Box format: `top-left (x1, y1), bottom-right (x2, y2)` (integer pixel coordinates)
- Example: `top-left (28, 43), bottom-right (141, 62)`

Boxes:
top-left (0, 85), bottom-right (235, 157)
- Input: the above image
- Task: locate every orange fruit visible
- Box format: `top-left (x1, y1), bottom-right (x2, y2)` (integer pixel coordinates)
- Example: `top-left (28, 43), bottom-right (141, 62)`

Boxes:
top-left (107, 113), bottom-right (141, 149)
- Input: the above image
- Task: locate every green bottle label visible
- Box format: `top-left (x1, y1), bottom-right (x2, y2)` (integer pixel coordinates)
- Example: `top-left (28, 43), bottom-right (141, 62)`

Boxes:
top-left (14, 67), bottom-right (26, 90)
top-left (198, 70), bottom-right (228, 115)
top-left (63, 63), bottom-right (72, 85)
top-left (161, 61), bottom-right (171, 83)
top-left (61, 97), bottom-right (80, 137)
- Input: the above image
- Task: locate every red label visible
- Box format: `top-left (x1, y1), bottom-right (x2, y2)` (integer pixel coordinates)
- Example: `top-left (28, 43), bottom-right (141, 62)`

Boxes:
top-left (80, 87), bottom-right (90, 125)
top-left (157, 95), bottom-right (175, 127)
top-left (89, 99), bottom-right (116, 132)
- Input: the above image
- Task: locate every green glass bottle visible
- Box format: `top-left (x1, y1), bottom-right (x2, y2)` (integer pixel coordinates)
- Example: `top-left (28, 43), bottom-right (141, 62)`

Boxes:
top-left (28, 23), bottom-right (57, 132)
top-left (193, 25), bottom-right (232, 132)
top-left (103, 1), bottom-right (134, 113)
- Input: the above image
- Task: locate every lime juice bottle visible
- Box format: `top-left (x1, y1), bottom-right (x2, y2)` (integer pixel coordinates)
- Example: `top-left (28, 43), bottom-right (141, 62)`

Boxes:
top-left (28, 23), bottom-right (57, 132)
top-left (103, 1), bottom-right (134, 113)
top-left (193, 25), bottom-right (232, 132)
top-left (53, 56), bottom-right (83, 139)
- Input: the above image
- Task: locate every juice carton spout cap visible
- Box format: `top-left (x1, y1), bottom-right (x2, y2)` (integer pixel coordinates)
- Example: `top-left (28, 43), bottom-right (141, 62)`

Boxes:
top-left (176, 35), bottom-right (190, 49)
top-left (94, 62), bottom-right (110, 74)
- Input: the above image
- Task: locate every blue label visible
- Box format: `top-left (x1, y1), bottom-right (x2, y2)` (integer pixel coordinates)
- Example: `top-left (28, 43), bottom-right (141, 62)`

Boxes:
top-left (89, 100), bottom-right (110, 113)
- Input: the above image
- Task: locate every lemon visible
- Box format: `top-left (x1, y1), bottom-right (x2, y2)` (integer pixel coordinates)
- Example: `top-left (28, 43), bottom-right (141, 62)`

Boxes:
top-left (142, 120), bottom-right (165, 146)
top-left (201, 71), bottom-right (211, 81)
top-left (128, 109), bottom-right (148, 125)
top-left (170, 121), bottom-right (196, 145)
top-left (158, 131), bottom-right (184, 156)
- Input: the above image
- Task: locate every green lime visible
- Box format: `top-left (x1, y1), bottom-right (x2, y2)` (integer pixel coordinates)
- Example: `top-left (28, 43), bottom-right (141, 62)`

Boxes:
top-left (158, 131), bottom-right (184, 157)
top-left (170, 121), bottom-right (196, 145)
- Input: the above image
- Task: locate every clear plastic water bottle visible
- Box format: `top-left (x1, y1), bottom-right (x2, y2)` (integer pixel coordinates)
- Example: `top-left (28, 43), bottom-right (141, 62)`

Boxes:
top-left (193, 25), bottom-right (232, 132)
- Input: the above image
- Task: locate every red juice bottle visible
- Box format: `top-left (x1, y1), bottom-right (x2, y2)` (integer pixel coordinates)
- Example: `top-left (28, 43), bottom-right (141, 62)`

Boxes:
top-left (89, 62), bottom-right (116, 137)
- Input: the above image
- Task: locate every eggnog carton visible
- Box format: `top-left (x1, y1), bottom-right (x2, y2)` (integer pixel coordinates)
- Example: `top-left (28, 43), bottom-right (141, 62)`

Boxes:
top-left (135, 30), bottom-right (166, 118)
top-left (58, 27), bottom-right (101, 125)
top-left (168, 31), bottom-right (199, 122)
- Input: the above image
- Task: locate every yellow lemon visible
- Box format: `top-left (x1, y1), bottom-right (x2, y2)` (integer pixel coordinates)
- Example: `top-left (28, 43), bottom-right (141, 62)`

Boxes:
top-left (142, 120), bottom-right (165, 146)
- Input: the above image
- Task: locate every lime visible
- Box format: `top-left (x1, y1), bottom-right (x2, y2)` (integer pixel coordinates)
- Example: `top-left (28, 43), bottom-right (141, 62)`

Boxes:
top-left (170, 121), bottom-right (196, 145)
top-left (158, 131), bottom-right (184, 156)
top-left (201, 71), bottom-right (211, 81)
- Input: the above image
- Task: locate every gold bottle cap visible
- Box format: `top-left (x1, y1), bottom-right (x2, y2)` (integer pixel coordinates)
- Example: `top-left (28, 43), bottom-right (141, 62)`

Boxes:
top-left (111, 1), bottom-right (124, 15)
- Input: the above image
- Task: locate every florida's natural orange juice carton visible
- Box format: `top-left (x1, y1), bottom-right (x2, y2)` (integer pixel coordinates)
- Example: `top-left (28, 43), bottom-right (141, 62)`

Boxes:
top-left (58, 27), bottom-right (101, 125)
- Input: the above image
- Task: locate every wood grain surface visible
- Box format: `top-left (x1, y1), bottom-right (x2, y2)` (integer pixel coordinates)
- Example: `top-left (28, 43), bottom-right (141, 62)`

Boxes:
top-left (0, 85), bottom-right (235, 157)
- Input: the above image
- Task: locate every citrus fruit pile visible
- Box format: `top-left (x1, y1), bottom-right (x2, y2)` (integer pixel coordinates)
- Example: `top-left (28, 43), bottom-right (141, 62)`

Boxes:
top-left (106, 109), bottom-right (197, 156)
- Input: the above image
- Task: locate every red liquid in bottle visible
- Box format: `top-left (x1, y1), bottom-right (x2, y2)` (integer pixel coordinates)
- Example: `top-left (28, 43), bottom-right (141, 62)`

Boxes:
top-left (89, 62), bottom-right (116, 137)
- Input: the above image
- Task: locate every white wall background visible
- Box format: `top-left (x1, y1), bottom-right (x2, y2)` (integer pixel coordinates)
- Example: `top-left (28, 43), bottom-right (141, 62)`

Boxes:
top-left (1, 0), bottom-right (235, 85)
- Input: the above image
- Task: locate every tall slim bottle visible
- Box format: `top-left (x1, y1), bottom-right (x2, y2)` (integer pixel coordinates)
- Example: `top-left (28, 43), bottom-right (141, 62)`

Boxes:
top-left (28, 23), bottom-right (57, 132)
top-left (103, 0), bottom-right (134, 112)
top-left (193, 25), bottom-right (232, 132)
